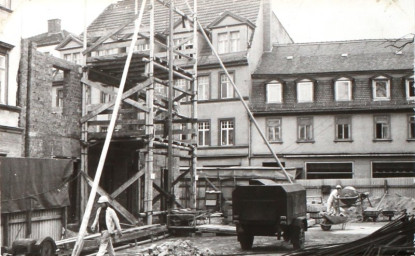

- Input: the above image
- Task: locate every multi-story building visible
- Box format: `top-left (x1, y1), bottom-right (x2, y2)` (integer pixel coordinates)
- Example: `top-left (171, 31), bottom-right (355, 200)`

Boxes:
top-left (57, 0), bottom-right (293, 168)
top-left (250, 40), bottom-right (414, 179)
top-left (26, 19), bottom-right (78, 58)
top-left (0, 0), bottom-right (25, 157)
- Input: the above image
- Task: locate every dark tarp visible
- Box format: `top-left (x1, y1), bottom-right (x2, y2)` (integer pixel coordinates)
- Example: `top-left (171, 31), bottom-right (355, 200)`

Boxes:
top-left (1, 157), bottom-right (73, 214)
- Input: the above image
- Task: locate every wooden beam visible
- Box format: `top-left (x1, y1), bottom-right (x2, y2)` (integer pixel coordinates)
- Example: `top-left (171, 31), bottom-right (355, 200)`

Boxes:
top-left (88, 119), bottom-right (146, 126)
top-left (137, 32), bottom-right (193, 60)
top-left (81, 79), bottom-right (151, 123)
top-left (111, 168), bottom-right (145, 198)
top-left (152, 183), bottom-right (184, 208)
top-left (81, 78), bottom-right (116, 95)
top-left (123, 98), bottom-right (150, 112)
top-left (80, 171), bottom-right (138, 224)
top-left (172, 168), bottom-right (190, 186)
top-left (82, 13), bottom-right (140, 55)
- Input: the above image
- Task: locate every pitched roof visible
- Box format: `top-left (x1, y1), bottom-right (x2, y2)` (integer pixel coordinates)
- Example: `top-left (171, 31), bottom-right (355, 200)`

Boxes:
top-left (87, 0), bottom-right (261, 37)
top-left (254, 39), bottom-right (414, 75)
top-left (26, 30), bottom-right (75, 47)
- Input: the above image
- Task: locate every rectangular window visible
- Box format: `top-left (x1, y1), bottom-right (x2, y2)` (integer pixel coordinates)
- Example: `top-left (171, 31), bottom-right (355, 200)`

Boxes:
top-left (373, 78), bottom-right (390, 100)
top-left (335, 116), bottom-right (351, 140)
top-left (0, 0), bottom-right (11, 9)
top-left (220, 73), bottom-right (234, 99)
top-left (154, 83), bottom-right (166, 96)
top-left (406, 78), bottom-right (415, 100)
top-left (198, 76), bottom-right (210, 100)
top-left (198, 121), bottom-right (210, 146)
top-left (218, 33), bottom-right (228, 54)
top-left (372, 162), bottom-right (415, 178)
top-left (220, 119), bottom-right (234, 146)
top-left (297, 81), bottom-right (313, 102)
top-left (0, 53), bottom-right (6, 104)
top-left (374, 115), bottom-right (390, 140)
top-left (267, 118), bottom-right (282, 142)
top-left (73, 53), bottom-right (81, 64)
top-left (297, 117), bottom-right (313, 142)
top-left (230, 31), bottom-right (240, 52)
top-left (56, 88), bottom-right (64, 107)
top-left (306, 162), bottom-right (353, 179)
top-left (408, 115), bottom-right (415, 139)
top-left (266, 82), bottom-right (282, 103)
top-left (175, 79), bottom-right (189, 102)
top-left (100, 92), bottom-right (113, 104)
top-left (335, 79), bottom-right (352, 101)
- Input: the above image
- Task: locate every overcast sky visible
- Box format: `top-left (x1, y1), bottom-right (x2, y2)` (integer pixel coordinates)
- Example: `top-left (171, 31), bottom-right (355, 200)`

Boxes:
top-left (17, 0), bottom-right (415, 43)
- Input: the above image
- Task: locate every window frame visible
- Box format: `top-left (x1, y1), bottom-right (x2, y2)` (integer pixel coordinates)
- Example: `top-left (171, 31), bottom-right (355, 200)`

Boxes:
top-left (372, 161), bottom-right (415, 178)
top-left (373, 115), bottom-right (391, 141)
top-left (297, 117), bottom-right (314, 142)
top-left (0, 0), bottom-right (11, 10)
top-left (219, 118), bottom-right (235, 146)
top-left (408, 114), bottom-right (415, 140)
top-left (219, 72), bottom-right (235, 99)
top-left (198, 120), bottom-right (211, 146)
top-left (217, 30), bottom-right (240, 54)
top-left (266, 80), bottom-right (283, 103)
top-left (372, 75), bottom-right (391, 101)
top-left (0, 51), bottom-right (8, 104)
top-left (266, 117), bottom-right (282, 143)
top-left (334, 77), bottom-right (353, 101)
top-left (296, 79), bottom-right (314, 103)
top-left (335, 115), bottom-right (352, 141)
top-left (197, 75), bottom-right (210, 101)
top-left (405, 76), bottom-right (415, 100)
top-left (306, 162), bottom-right (354, 179)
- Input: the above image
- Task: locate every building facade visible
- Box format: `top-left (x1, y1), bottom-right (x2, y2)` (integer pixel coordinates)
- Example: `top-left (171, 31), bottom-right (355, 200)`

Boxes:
top-left (57, 0), bottom-right (293, 168)
top-left (251, 40), bottom-right (414, 179)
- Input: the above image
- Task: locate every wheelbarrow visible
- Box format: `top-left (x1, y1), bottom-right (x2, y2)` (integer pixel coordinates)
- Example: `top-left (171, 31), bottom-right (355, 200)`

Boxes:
top-left (320, 214), bottom-right (348, 231)
top-left (363, 207), bottom-right (382, 222)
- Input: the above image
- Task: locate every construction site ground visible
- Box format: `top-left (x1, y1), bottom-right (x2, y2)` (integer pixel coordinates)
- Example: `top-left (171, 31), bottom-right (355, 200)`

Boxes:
top-left (116, 221), bottom-right (386, 255)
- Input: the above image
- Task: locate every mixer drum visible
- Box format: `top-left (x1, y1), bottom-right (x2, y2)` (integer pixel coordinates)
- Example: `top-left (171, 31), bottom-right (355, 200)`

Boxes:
top-left (339, 186), bottom-right (359, 206)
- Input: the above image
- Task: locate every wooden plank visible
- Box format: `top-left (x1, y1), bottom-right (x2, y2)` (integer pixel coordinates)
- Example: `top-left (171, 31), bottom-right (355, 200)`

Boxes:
top-left (81, 79), bottom-right (151, 123)
top-left (80, 172), bottom-right (138, 225)
top-left (111, 168), bottom-right (145, 198)
top-left (82, 13), bottom-right (140, 55)
top-left (81, 78), bottom-right (117, 95)
top-left (88, 119), bottom-right (146, 126)
top-left (152, 183), bottom-right (184, 208)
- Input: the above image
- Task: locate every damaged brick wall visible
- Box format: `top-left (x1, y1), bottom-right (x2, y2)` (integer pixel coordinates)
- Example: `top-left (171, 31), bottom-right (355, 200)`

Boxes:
top-left (19, 39), bottom-right (82, 158)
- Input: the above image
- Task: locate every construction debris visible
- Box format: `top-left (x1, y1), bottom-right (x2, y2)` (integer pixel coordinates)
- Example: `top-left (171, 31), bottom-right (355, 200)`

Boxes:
top-left (139, 239), bottom-right (213, 256)
top-left (284, 213), bottom-right (415, 256)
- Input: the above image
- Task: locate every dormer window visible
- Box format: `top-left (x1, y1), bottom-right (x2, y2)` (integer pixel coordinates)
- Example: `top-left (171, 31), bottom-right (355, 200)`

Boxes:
top-left (406, 76), bottom-right (415, 100)
top-left (266, 80), bottom-right (282, 103)
top-left (372, 76), bottom-right (390, 101)
top-left (218, 31), bottom-right (240, 54)
top-left (334, 77), bottom-right (352, 101)
top-left (296, 79), bottom-right (313, 103)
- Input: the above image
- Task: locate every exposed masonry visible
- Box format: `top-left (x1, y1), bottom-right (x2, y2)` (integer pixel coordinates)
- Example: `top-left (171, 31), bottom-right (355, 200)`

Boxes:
top-left (19, 39), bottom-right (82, 158)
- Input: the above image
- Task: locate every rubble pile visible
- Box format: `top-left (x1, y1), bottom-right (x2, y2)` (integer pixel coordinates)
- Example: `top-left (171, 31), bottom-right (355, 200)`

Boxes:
top-left (140, 239), bottom-right (213, 256)
top-left (371, 194), bottom-right (415, 214)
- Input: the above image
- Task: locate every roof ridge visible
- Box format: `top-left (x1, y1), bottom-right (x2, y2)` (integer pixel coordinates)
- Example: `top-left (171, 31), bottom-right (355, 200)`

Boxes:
top-left (272, 38), bottom-right (413, 47)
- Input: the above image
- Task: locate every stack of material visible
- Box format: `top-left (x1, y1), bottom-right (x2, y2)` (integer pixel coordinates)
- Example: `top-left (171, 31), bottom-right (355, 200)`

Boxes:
top-left (284, 213), bottom-right (415, 256)
top-left (140, 240), bottom-right (213, 256)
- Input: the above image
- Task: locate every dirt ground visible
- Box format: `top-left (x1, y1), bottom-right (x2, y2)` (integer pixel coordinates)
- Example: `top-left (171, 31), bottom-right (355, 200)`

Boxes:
top-left (117, 221), bottom-right (386, 256)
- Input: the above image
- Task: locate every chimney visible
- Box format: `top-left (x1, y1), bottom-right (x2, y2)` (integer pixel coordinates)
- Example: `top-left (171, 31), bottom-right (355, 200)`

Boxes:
top-left (48, 19), bottom-right (61, 33)
top-left (262, 0), bottom-right (272, 52)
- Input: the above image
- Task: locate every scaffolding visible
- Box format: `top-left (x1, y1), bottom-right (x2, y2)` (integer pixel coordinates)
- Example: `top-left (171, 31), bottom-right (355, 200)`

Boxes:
top-left (72, 0), bottom-right (292, 254)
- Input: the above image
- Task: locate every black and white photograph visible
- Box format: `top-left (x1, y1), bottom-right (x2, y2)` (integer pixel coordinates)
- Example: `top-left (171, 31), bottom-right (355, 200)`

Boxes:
top-left (0, 0), bottom-right (414, 255)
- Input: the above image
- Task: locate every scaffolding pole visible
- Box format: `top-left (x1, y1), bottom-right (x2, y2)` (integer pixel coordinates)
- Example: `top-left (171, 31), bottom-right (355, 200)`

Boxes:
top-left (167, 0), bottom-right (175, 209)
top-left (190, 0), bottom-right (198, 209)
top-left (144, 0), bottom-right (155, 225)
top-left (72, 1), bottom-right (147, 255)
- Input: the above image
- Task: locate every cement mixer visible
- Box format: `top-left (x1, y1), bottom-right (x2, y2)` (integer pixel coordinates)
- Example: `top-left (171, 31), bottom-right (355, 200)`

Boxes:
top-left (338, 186), bottom-right (359, 206)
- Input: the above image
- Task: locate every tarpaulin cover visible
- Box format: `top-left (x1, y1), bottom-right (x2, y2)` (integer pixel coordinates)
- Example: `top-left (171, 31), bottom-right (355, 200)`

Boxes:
top-left (1, 157), bottom-right (73, 213)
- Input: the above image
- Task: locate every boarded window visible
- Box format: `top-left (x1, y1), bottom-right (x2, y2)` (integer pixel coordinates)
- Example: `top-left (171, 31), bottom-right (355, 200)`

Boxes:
top-left (372, 162), bottom-right (415, 178)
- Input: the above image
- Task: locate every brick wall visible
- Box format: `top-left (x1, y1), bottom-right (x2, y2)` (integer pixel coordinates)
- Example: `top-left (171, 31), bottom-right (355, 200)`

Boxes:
top-left (19, 39), bottom-right (82, 158)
